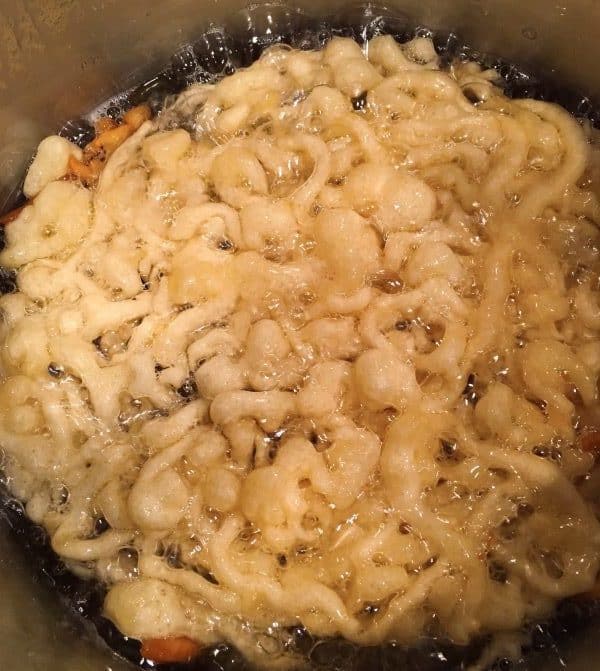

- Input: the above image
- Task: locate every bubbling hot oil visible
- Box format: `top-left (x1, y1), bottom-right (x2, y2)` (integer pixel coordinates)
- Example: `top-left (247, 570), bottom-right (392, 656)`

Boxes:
top-left (1, 4), bottom-right (600, 671)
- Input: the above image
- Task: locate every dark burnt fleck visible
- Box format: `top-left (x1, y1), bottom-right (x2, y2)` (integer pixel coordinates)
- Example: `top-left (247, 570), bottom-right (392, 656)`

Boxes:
top-left (371, 270), bottom-right (404, 294)
top-left (285, 625), bottom-right (313, 655)
top-left (423, 556), bottom-right (438, 569)
top-left (528, 397), bottom-right (548, 414)
top-left (463, 373), bottom-right (475, 394)
top-left (0, 267), bottom-right (17, 295)
top-left (566, 384), bottom-right (583, 406)
top-left (395, 320), bottom-right (410, 331)
top-left (269, 428), bottom-right (286, 442)
top-left (205, 571), bottom-right (219, 585)
top-left (499, 516), bottom-right (519, 540)
top-left (532, 445), bottom-right (562, 463)
top-left (48, 362), bottom-right (65, 378)
top-left (165, 544), bottom-right (184, 569)
top-left (408, 556), bottom-right (438, 574)
top-left (56, 486), bottom-right (70, 506)
top-left (218, 238), bottom-right (234, 251)
top-left (438, 438), bottom-right (458, 460)
top-left (363, 602), bottom-right (380, 615)
top-left (351, 91), bottom-right (368, 110)
top-left (194, 565), bottom-right (219, 585)
top-left (462, 373), bottom-right (479, 405)
top-left (92, 516), bottom-right (109, 537)
top-left (541, 550), bottom-right (564, 580)
top-left (177, 376), bottom-right (198, 399)
top-left (517, 501), bottom-right (535, 518)
top-left (398, 521), bottom-right (412, 535)
top-left (462, 87), bottom-right (481, 105)
top-left (515, 332), bottom-right (527, 348)
top-left (488, 560), bottom-right (509, 583)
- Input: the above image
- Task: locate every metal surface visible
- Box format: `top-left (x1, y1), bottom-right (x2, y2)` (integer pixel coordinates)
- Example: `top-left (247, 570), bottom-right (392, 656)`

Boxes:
top-left (1, 0), bottom-right (600, 211)
top-left (1, 1), bottom-right (600, 669)
top-left (0, 521), bottom-right (130, 671)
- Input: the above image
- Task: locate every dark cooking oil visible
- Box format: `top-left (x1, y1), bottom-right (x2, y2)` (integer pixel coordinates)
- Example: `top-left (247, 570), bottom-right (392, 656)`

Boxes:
top-left (1, 3), bottom-right (600, 671)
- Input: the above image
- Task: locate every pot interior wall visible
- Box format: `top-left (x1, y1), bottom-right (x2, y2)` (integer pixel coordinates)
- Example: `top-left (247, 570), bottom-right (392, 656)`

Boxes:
top-left (2, 0), bottom-right (600, 211)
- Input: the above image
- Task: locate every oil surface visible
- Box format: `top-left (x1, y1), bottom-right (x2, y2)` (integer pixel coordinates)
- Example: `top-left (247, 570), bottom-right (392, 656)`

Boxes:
top-left (1, 4), bottom-right (600, 670)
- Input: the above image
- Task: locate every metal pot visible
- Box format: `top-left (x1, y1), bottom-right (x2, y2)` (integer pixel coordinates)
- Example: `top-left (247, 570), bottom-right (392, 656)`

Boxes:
top-left (1, 1), bottom-right (599, 669)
